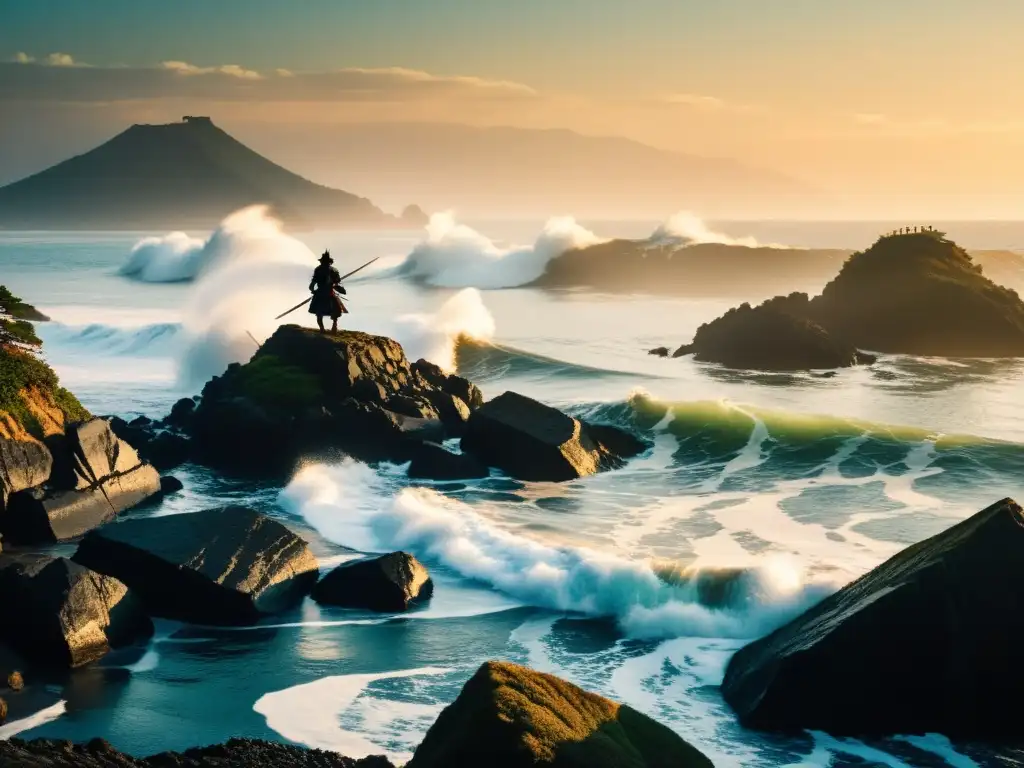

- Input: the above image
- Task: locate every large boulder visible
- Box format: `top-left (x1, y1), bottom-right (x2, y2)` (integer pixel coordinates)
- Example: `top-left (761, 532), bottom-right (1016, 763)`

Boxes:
top-left (188, 327), bottom-right (481, 476)
top-left (0, 737), bottom-right (395, 767)
top-left (408, 441), bottom-right (489, 480)
top-left (722, 497), bottom-right (1024, 739)
top-left (671, 294), bottom-right (876, 371)
top-left (0, 434), bottom-right (51, 516)
top-left (408, 661), bottom-right (714, 768)
top-left (2, 419), bottom-right (161, 545)
top-left (460, 392), bottom-right (647, 482)
top-left (312, 552), bottom-right (434, 612)
top-left (0, 554), bottom-right (151, 668)
top-left (73, 506), bottom-right (319, 626)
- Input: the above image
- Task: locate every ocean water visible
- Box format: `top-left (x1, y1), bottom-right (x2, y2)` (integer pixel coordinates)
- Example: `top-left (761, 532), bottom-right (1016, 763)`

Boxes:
top-left (1, 212), bottom-right (1023, 767)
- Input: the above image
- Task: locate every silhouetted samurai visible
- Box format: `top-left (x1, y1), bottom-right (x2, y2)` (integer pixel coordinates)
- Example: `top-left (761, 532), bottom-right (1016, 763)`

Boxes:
top-left (309, 250), bottom-right (347, 333)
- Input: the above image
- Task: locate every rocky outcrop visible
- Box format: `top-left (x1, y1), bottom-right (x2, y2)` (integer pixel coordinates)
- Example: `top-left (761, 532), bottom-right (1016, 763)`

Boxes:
top-left (671, 295), bottom-right (876, 371)
top-left (407, 441), bottom-right (488, 480)
top-left (460, 392), bottom-right (648, 482)
top-left (2, 419), bottom-right (161, 545)
top-left (312, 552), bottom-right (434, 612)
top-left (1, 293), bottom-right (158, 540)
top-left (809, 231), bottom-right (1024, 356)
top-left (722, 497), bottom-right (1024, 739)
top-left (659, 232), bottom-right (1024, 367)
top-left (408, 660), bottom-right (714, 767)
top-left (187, 326), bottom-right (482, 476)
top-left (73, 506), bottom-right (319, 626)
top-left (0, 738), bottom-right (395, 767)
top-left (0, 554), bottom-right (151, 668)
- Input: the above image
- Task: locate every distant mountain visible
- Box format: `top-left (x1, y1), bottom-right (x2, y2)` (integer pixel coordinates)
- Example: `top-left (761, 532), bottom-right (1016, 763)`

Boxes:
top-left (0, 117), bottom-right (424, 231)
top-left (234, 122), bottom-right (824, 219)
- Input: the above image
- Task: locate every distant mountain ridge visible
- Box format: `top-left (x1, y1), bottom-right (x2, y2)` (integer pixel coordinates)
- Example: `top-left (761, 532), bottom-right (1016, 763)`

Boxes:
top-left (234, 121), bottom-right (824, 219)
top-left (0, 117), bottom-right (423, 230)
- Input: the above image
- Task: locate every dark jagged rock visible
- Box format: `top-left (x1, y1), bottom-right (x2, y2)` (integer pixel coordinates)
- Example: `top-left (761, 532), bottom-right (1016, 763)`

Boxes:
top-left (722, 497), bottom-right (1024, 739)
top-left (0, 737), bottom-right (395, 767)
top-left (73, 506), bottom-right (318, 626)
top-left (408, 442), bottom-right (489, 480)
top-left (312, 552), bottom-right (434, 612)
top-left (166, 398), bottom-right (197, 430)
top-left (670, 295), bottom-right (876, 371)
top-left (460, 392), bottom-right (648, 482)
top-left (412, 359), bottom-right (484, 410)
top-left (188, 327), bottom-right (481, 476)
top-left (408, 660), bottom-right (714, 768)
top-left (647, 346), bottom-right (670, 357)
top-left (3, 419), bottom-right (161, 545)
top-left (159, 476), bottom-right (183, 495)
top-left (0, 554), bottom-right (151, 668)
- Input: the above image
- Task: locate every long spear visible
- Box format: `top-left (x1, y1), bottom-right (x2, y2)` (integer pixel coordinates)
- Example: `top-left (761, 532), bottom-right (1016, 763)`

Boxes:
top-left (273, 257), bottom-right (380, 321)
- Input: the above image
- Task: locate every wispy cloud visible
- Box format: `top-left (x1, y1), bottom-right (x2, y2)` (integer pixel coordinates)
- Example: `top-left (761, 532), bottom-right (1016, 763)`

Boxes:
top-left (0, 58), bottom-right (539, 103)
top-left (12, 51), bottom-right (86, 67)
top-left (162, 60), bottom-right (262, 80)
top-left (661, 92), bottom-right (758, 114)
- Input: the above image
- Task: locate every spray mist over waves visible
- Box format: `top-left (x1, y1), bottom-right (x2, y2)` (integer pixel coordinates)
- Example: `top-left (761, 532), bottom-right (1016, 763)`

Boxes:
top-left (650, 211), bottom-right (787, 249)
top-left (279, 461), bottom-right (838, 640)
top-left (400, 212), bottom-right (605, 288)
top-left (397, 210), bottom-right (791, 290)
top-left (173, 207), bottom-right (494, 387)
top-left (120, 206), bottom-right (309, 283)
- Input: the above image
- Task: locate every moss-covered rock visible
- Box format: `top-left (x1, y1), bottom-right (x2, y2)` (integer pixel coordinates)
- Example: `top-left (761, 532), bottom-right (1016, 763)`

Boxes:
top-left (409, 661), bottom-right (714, 768)
top-left (189, 325), bottom-right (481, 476)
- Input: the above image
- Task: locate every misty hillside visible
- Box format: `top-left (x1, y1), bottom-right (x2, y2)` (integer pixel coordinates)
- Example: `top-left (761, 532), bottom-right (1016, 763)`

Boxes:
top-left (235, 122), bottom-right (822, 219)
top-left (0, 117), bottom-right (418, 230)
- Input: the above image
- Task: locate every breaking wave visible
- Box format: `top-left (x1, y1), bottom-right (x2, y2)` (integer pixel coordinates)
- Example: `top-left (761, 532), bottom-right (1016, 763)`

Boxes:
top-left (119, 205), bottom-right (310, 283)
top-left (398, 212), bottom-right (604, 288)
top-left (279, 460), bottom-right (837, 640)
top-left (42, 322), bottom-right (182, 356)
top-left (394, 211), bottom-right (791, 290)
top-left (454, 338), bottom-right (646, 383)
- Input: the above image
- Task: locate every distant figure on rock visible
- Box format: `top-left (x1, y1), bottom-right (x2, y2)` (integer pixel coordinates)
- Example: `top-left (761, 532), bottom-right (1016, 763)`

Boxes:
top-left (309, 250), bottom-right (347, 333)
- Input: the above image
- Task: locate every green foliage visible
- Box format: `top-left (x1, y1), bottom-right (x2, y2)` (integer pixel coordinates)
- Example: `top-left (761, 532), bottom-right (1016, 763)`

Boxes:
top-left (0, 319), bottom-right (41, 346)
top-left (0, 285), bottom-right (47, 321)
top-left (0, 347), bottom-right (90, 438)
top-left (231, 354), bottom-right (324, 409)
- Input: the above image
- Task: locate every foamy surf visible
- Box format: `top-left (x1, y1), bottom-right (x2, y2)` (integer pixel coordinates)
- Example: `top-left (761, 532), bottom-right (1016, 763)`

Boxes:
top-left (279, 460), bottom-right (836, 640)
top-left (254, 667), bottom-right (450, 761)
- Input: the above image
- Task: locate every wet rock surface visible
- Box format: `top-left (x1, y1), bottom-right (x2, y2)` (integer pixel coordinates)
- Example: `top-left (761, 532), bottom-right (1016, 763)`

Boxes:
top-left (0, 554), bottom-right (151, 669)
top-left (722, 497), bottom-right (1024, 739)
top-left (2, 419), bottom-right (161, 545)
top-left (460, 391), bottom-right (648, 482)
top-left (73, 506), bottom-right (319, 626)
top-left (312, 552), bottom-right (434, 612)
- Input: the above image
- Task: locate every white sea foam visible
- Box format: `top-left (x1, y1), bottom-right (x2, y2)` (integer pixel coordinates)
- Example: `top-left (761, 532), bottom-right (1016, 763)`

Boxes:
top-left (254, 666), bottom-right (450, 760)
top-left (279, 460), bottom-right (836, 640)
top-left (0, 701), bottom-right (67, 739)
top-left (649, 211), bottom-right (789, 249)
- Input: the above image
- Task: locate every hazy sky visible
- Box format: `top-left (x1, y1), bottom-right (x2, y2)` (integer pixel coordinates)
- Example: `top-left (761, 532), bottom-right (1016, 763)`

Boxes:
top-left (3, 0), bottom-right (1024, 217)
